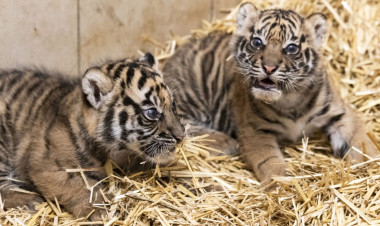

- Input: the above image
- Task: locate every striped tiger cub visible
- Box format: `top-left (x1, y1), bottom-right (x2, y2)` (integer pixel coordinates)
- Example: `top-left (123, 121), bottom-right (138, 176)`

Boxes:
top-left (0, 53), bottom-right (184, 219)
top-left (162, 3), bottom-right (379, 186)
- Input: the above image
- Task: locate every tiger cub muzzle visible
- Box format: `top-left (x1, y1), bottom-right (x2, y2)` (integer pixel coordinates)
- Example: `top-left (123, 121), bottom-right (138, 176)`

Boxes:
top-left (138, 108), bottom-right (185, 164)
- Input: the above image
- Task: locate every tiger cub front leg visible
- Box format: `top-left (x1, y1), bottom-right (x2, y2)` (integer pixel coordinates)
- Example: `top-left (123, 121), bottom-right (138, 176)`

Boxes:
top-left (187, 125), bottom-right (238, 156)
top-left (327, 108), bottom-right (379, 162)
top-left (1, 187), bottom-right (44, 210)
top-left (240, 127), bottom-right (286, 186)
top-left (34, 171), bottom-right (107, 220)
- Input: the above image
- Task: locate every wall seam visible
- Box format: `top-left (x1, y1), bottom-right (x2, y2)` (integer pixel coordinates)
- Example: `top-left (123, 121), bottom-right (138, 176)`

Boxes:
top-left (77, 0), bottom-right (81, 75)
top-left (210, 0), bottom-right (215, 22)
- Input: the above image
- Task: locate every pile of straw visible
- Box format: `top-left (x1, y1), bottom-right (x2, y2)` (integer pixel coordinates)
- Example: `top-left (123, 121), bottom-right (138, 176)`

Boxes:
top-left (2, 0), bottom-right (380, 225)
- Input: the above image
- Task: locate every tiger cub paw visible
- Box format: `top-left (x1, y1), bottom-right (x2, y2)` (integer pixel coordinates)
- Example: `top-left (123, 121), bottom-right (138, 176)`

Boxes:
top-left (202, 131), bottom-right (238, 156)
top-left (2, 192), bottom-right (44, 211)
top-left (332, 136), bottom-right (379, 163)
top-left (256, 157), bottom-right (286, 191)
top-left (88, 209), bottom-right (106, 222)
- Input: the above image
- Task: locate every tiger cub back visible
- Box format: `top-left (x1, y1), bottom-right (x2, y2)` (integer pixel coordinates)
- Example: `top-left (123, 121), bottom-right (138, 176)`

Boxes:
top-left (0, 53), bottom-right (184, 219)
top-left (162, 3), bottom-right (379, 185)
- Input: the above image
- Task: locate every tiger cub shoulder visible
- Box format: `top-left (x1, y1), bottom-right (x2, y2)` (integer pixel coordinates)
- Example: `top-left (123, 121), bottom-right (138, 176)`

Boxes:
top-left (0, 53), bottom-right (184, 219)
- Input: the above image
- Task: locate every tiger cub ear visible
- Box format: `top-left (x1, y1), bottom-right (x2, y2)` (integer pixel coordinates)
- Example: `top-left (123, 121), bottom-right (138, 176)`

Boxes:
top-left (236, 2), bottom-right (259, 34)
top-left (139, 52), bottom-right (159, 71)
top-left (82, 68), bottom-right (114, 109)
top-left (306, 13), bottom-right (327, 46)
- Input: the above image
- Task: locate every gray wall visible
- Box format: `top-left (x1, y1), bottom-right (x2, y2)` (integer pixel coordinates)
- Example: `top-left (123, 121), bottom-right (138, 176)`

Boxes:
top-left (0, 0), bottom-right (240, 76)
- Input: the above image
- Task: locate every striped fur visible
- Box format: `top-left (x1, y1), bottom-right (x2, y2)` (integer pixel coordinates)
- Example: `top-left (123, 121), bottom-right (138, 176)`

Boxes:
top-left (163, 3), bottom-right (379, 185)
top-left (0, 53), bottom-right (184, 219)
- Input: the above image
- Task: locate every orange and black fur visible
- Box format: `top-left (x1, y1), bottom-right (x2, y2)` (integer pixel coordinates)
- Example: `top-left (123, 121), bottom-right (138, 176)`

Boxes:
top-left (0, 53), bottom-right (184, 219)
top-left (162, 3), bottom-right (379, 185)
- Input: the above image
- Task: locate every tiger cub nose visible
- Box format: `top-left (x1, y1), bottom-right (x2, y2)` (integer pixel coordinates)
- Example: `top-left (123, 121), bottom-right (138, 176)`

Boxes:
top-left (263, 65), bottom-right (277, 74)
top-left (173, 133), bottom-right (184, 143)
top-left (171, 125), bottom-right (185, 144)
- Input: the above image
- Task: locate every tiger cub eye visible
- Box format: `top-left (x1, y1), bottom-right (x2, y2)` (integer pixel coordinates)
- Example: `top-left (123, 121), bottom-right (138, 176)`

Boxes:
top-left (144, 108), bottom-right (161, 121)
top-left (284, 44), bottom-right (299, 54)
top-left (251, 37), bottom-right (264, 49)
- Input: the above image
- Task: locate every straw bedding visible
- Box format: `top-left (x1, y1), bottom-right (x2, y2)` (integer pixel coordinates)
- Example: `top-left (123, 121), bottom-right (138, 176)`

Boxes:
top-left (1, 0), bottom-right (380, 225)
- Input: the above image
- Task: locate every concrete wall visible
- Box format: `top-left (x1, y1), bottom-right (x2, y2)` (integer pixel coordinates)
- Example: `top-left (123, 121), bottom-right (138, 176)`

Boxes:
top-left (0, 0), bottom-right (240, 76)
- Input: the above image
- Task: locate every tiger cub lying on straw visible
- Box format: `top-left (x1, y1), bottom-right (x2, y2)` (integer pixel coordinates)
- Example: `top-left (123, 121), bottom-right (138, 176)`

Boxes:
top-left (162, 3), bottom-right (379, 185)
top-left (0, 53), bottom-right (184, 219)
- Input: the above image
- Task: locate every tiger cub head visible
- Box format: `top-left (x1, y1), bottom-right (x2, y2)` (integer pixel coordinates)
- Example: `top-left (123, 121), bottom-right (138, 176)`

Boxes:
top-left (232, 2), bottom-right (327, 102)
top-left (82, 53), bottom-right (184, 164)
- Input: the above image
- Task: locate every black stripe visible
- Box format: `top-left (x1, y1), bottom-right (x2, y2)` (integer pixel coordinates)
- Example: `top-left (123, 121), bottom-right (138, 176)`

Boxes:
top-left (43, 120), bottom-right (55, 159)
top-left (6, 71), bottom-right (23, 90)
top-left (307, 104), bottom-right (330, 123)
top-left (217, 108), bottom-right (227, 131)
top-left (268, 22), bottom-right (278, 33)
top-left (141, 100), bottom-right (153, 106)
top-left (126, 62), bottom-right (139, 68)
top-left (153, 96), bottom-right (158, 106)
top-left (304, 88), bottom-right (320, 112)
top-left (0, 140), bottom-right (11, 167)
top-left (113, 64), bottom-right (126, 79)
top-left (120, 80), bottom-right (126, 90)
top-left (155, 84), bottom-right (161, 93)
top-left (182, 90), bottom-right (202, 111)
top-left (126, 67), bottom-right (135, 87)
top-left (258, 156), bottom-right (279, 170)
top-left (85, 172), bottom-right (102, 181)
top-left (323, 113), bottom-right (345, 131)
top-left (9, 77), bottom-right (34, 104)
top-left (102, 107), bottom-right (115, 142)
top-left (55, 159), bottom-right (64, 171)
top-left (144, 87), bottom-right (154, 102)
top-left (256, 128), bottom-right (281, 136)
top-left (138, 72), bottom-right (147, 90)
top-left (290, 35), bottom-right (298, 41)
top-left (160, 83), bottom-right (167, 90)
top-left (234, 36), bottom-right (244, 52)
top-left (250, 25), bottom-right (255, 33)
top-left (25, 85), bottom-right (75, 147)
top-left (29, 85), bottom-right (64, 122)
top-left (300, 35), bottom-right (306, 43)
top-left (287, 18), bottom-right (297, 29)
top-left (305, 48), bottom-right (311, 62)
top-left (288, 27), bottom-right (295, 38)
top-left (0, 123), bottom-right (10, 148)
top-left (310, 48), bottom-right (319, 65)
top-left (65, 117), bottom-right (89, 168)
top-left (250, 103), bottom-right (286, 129)
top-left (119, 111), bottom-right (128, 125)
top-left (75, 149), bottom-right (91, 168)
top-left (239, 39), bottom-right (247, 52)
top-left (23, 83), bottom-right (56, 129)
top-left (261, 16), bottom-right (272, 23)
top-left (123, 96), bottom-right (140, 113)
top-left (106, 63), bottom-right (116, 73)
top-left (77, 116), bottom-right (107, 164)
top-left (201, 51), bottom-right (214, 101)
top-left (211, 64), bottom-right (223, 97)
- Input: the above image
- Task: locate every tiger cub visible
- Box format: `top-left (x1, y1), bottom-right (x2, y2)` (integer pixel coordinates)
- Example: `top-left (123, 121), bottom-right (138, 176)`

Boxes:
top-left (0, 53), bottom-right (184, 219)
top-left (162, 3), bottom-right (379, 185)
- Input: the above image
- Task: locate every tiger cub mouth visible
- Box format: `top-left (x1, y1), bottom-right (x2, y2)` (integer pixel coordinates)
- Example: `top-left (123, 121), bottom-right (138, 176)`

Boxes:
top-left (258, 78), bottom-right (277, 90)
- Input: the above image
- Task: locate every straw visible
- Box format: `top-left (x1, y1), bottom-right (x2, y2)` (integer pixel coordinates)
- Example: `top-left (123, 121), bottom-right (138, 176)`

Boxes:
top-left (2, 0), bottom-right (380, 225)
